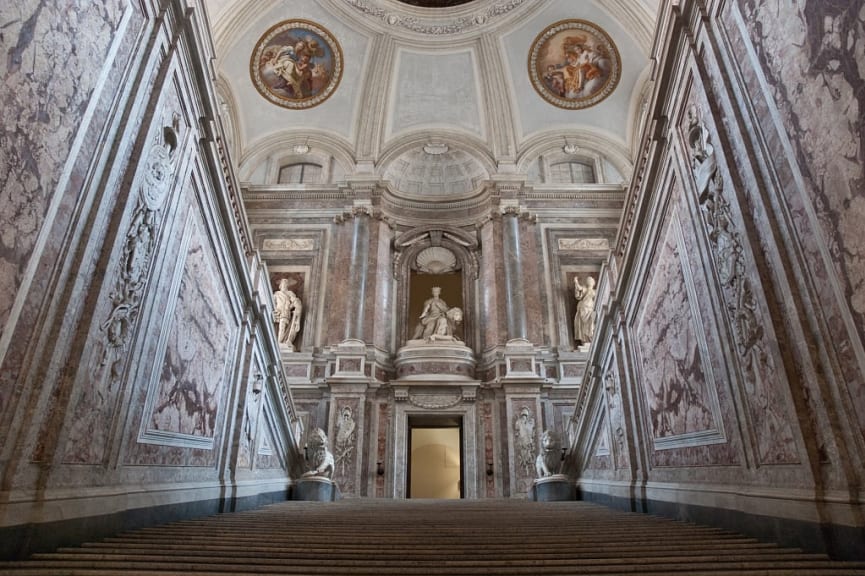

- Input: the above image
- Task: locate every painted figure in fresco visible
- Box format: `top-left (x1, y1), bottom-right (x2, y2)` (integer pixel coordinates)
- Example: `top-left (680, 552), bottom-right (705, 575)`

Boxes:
top-left (264, 37), bottom-right (325, 99)
top-left (411, 286), bottom-right (451, 341)
top-left (514, 406), bottom-right (536, 476)
top-left (574, 276), bottom-right (597, 346)
top-left (273, 279), bottom-right (302, 350)
top-left (545, 34), bottom-right (611, 100)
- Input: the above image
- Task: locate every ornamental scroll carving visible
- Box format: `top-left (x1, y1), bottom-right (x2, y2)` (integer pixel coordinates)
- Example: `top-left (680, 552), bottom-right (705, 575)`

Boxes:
top-left (101, 114), bottom-right (181, 359)
top-left (686, 106), bottom-right (796, 464)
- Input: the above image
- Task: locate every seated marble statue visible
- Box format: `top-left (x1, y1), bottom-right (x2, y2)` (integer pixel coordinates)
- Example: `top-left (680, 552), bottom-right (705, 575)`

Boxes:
top-left (302, 427), bottom-right (334, 479)
top-left (409, 287), bottom-right (463, 344)
top-left (535, 429), bottom-right (562, 478)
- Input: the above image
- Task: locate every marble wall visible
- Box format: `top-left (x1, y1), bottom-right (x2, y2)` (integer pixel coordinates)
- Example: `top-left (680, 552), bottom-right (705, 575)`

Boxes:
top-left (0, 2), bottom-right (299, 558)
top-left (571, 0), bottom-right (865, 558)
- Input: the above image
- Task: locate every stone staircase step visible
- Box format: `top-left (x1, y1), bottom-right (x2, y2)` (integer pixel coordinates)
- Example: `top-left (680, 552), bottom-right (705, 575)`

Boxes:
top-left (2, 499), bottom-right (864, 575)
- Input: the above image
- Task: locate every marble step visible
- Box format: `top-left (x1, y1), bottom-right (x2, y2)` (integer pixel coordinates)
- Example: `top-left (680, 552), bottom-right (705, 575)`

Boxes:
top-left (2, 500), bottom-right (864, 575)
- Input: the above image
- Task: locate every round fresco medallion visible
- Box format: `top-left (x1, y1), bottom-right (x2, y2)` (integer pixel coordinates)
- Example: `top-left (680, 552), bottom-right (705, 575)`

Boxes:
top-left (528, 19), bottom-right (621, 110)
top-left (250, 20), bottom-right (343, 109)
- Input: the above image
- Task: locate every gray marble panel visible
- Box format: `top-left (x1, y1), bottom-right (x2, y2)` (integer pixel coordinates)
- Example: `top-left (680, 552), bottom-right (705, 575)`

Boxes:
top-left (138, 215), bottom-right (233, 448)
top-left (733, 0), bottom-right (865, 442)
top-left (0, 2), bottom-right (128, 341)
top-left (635, 206), bottom-right (723, 448)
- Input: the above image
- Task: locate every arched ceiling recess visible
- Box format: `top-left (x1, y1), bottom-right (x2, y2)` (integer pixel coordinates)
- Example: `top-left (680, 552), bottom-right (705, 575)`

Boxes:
top-left (516, 128), bottom-right (633, 181)
top-left (382, 145), bottom-right (490, 197)
top-left (238, 130), bottom-right (357, 184)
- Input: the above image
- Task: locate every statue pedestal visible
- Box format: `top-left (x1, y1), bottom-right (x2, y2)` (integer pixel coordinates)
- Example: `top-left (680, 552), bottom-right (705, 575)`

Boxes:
top-left (291, 476), bottom-right (341, 501)
top-left (395, 342), bottom-right (475, 380)
top-left (529, 474), bottom-right (575, 501)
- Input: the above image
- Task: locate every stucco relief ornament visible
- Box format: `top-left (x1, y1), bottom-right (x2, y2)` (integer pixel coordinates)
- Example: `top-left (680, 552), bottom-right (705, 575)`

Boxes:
top-left (141, 115), bottom-right (180, 210)
top-left (529, 19), bottom-right (621, 110)
top-left (514, 406), bottom-right (536, 476)
top-left (101, 116), bottom-right (180, 355)
top-left (250, 20), bottom-right (343, 109)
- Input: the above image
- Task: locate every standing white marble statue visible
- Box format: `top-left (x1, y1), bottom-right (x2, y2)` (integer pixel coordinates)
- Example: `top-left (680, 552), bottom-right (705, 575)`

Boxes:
top-left (273, 279), bottom-right (302, 351)
top-left (573, 276), bottom-right (597, 346)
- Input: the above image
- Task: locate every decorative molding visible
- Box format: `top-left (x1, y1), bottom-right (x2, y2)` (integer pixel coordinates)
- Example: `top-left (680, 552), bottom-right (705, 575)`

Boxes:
top-left (262, 238), bottom-right (315, 251)
top-left (407, 392), bottom-right (463, 409)
top-left (558, 238), bottom-right (611, 251)
top-left (340, 0), bottom-right (529, 36)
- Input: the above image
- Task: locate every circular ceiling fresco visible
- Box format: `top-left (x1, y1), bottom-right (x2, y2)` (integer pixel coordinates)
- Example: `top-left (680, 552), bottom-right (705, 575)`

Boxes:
top-left (250, 19), bottom-right (343, 109)
top-left (528, 19), bottom-right (622, 110)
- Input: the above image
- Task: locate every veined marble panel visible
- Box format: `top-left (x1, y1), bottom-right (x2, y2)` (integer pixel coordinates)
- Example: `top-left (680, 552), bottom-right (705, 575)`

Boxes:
top-left (0, 2), bottom-right (128, 344)
top-left (732, 0), bottom-right (865, 439)
top-left (139, 215), bottom-right (234, 449)
top-left (635, 207), bottom-right (725, 450)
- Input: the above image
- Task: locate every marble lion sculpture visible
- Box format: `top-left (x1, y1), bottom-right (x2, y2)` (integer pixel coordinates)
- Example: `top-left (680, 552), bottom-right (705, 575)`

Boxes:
top-left (302, 427), bottom-right (335, 479)
top-left (535, 429), bottom-right (561, 478)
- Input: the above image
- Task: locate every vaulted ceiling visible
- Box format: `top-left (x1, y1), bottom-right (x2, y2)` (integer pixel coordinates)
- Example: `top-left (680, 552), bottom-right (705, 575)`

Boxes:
top-left (204, 0), bottom-right (662, 189)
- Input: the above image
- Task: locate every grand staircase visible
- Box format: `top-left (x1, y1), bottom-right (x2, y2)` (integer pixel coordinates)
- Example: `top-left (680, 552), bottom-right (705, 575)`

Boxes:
top-left (2, 499), bottom-right (864, 575)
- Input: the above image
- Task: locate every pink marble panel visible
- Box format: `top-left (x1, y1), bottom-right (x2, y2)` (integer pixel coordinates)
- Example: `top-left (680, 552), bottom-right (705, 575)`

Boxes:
top-left (325, 223), bottom-right (352, 345)
top-left (510, 359), bottom-right (532, 373)
top-left (562, 363), bottom-right (582, 378)
top-left (339, 358), bottom-right (361, 373)
top-left (480, 221), bottom-right (505, 348)
top-left (372, 223), bottom-right (394, 349)
top-left (520, 220), bottom-right (545, 345)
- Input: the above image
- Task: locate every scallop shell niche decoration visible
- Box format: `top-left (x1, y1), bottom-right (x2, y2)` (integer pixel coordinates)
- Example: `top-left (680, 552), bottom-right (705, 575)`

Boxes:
top-left (416, 246), bottom-right (457, 275)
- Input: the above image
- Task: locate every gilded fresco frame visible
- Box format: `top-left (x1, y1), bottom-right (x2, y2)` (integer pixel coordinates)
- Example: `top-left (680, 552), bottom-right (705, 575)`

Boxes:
top-left (528, 19), bottom-right (622, 110)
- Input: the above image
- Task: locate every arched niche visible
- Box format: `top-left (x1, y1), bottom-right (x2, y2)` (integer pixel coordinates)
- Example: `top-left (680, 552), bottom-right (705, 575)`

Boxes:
top-left (393, 225), bottom-right (480, 351)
